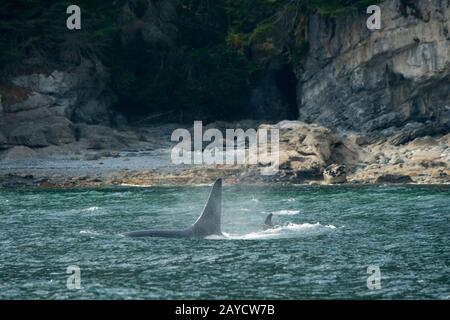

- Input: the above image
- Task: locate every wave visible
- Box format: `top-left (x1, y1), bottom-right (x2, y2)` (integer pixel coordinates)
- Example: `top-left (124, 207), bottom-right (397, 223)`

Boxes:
top-left (79, 230), bottom-right (101, 235)
top-left (218, 222), bottom-right (336, 240)
top-left (120, 183), bottom-right (153, 187)
top-left (272, 210), bottom-right (300, 216)
top-left (82, 206), bottom-right (100, 212)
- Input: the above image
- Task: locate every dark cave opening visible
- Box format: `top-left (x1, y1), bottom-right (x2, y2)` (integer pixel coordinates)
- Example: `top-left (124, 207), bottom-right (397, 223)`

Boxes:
top-left (273, 64), bottom-right (299, 120)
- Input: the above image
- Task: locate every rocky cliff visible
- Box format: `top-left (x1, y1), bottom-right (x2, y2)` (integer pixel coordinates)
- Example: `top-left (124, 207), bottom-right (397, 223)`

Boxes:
top-left (0, 59), bottom-right (114, 149)
top-left (296, 0), bottom-right (450, 140)
top-left (0, 0), bottom-right (179, 150)
top-left (1, 0), bottom-right (449, 148)
top-left (0, 0), bottom-right (449, 186)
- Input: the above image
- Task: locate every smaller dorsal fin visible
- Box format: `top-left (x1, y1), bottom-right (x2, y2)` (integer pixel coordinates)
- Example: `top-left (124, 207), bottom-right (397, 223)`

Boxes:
top-left (264, 213), bottom-right (273, 230)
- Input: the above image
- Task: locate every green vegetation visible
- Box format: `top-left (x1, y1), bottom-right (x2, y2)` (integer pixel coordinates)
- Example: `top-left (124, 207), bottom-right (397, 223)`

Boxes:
top-left (0, 0), bottom-right (122, 69)
top-left (307, 0), bottom-right (378, 15)
top-left (0, 0), bottom-right (380, 121)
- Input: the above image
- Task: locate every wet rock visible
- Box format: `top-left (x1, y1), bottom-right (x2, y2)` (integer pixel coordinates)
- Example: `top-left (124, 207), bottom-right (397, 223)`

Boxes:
top-left (100, 151), bottom-right (120, 158)
top-left (72, 99), bottom-right (112, 125)
top-left (5, 92), bottom-right (56, 113)
top-left (323, 164), bottom-right (347, 184)
top-left (0, 131), bottom-right (7, 147)
top-left (7, 116), bottom-right (75, 147)
top-left (375, 174), bottom-right (414, 184)
top-left (84, 153), bottom-right (101, 161)
top-left (85, 150), bottom-right (121, 159)
top-left (244, 121), bottom-right (339, 182)
top-left (0, 146), bottom-right (37, 162)
top-left (77, 124), bottom-right (131, 150)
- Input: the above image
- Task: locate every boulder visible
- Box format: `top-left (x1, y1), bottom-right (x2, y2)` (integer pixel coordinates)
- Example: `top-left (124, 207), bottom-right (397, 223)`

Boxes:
top-left (72, 99), bottom-right (111, 125)
top-left (323, 164), bottom-right (347, 184)
top-left (5, 92), bottom-right (56, 113)
top-left (375, 174), bottom-right (413, 184)
top-left (0, 146), bottom-right (37, 162)
top-left (76, 124), bottom-right (138, 150)
top-left (7, 116), bottom-right (76, 147)
top-left (251, 121), bottom-right (337, 181)
top-left (11, 70), bottom-right (76, 95)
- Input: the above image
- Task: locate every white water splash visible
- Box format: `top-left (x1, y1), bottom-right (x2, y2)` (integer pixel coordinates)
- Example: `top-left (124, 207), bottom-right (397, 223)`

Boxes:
top-left (82, 206), bottom-right (100, 212)
top-left (79, 230), bottom-right (101, 235)
top-left (220, 222), bottom-right (336, 240)
top-left (272, 209), bottom-right (300, 216)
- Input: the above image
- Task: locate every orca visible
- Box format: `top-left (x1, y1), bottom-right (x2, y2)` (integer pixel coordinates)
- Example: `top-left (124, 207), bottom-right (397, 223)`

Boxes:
top-left (263, 213), bottom-right (274, 230)
top-left (124, 178), bottom-right (222, 238)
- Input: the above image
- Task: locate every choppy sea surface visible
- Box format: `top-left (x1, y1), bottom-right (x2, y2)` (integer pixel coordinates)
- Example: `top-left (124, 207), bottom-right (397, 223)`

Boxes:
top-left (0, 185), bottom-right (449, 299)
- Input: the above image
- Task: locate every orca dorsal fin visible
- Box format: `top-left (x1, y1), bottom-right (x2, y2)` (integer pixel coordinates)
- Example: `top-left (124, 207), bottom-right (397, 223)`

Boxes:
top-left (264, 213), bottom-right (273, 229)
top-left (190, 178), bottom-right (222, 237)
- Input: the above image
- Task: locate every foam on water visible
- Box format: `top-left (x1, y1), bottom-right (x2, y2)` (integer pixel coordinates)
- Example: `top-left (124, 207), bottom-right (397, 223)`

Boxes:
top-left (82, 206), bottom-right (100, 212)
top-left (79, 230), bottom-right (102, 235)
top-left (1, 185), bottom-right (448, 299)
top-left (272, 209), bottom-right (300, 216)
top-left (222, 222), bottom-right (336, 240)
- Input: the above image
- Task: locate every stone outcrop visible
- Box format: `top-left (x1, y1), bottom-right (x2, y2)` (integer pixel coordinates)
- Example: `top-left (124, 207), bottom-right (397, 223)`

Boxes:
top-left (0, 0), bottom-right (449, 187)
top-left (375, 174), bottom-right (413, 184)
top-left (0, 146), bottom-right (37, 162)
top-left (296, 0), bottom-right (450, 139)
top-left (0, 120), bottom-right (448, 187)
top-left (244, 120), bottom-right (449, 184)
top-left (323, 164), bottom-right (347, 184)
top-left (348, 132), bottom-right (450, 184)
top-left (76, 124), bottom-right (140, 150)
top-left (0, 58), bottom-right (114, 149)
top-left (241, 121), bottom-right (353, 183)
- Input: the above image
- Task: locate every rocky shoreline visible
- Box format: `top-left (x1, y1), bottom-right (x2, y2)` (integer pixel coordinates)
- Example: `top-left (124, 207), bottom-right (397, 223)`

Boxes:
top-left (1, 121), bottom-right (448, 189)
top-left (1, 1), bottom-right (449, 189)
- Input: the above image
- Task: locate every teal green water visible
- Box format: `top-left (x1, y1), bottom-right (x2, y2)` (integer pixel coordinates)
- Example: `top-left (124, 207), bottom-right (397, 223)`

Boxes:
top-left (0, 185), bottom-right (449, 299)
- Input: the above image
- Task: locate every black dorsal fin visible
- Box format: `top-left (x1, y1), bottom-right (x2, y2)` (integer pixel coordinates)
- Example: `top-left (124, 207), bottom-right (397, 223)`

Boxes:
top-left (190, 178), bottom-right (222, 237)
top-left (264, 213), bottom-right (273, 229)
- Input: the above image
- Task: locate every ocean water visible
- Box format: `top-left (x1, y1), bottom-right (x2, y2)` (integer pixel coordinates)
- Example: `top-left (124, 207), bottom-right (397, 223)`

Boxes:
top-left (0, 185), bottom-right (449, 299)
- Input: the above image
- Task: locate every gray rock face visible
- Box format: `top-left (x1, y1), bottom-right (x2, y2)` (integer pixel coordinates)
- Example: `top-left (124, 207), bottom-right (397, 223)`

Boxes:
top-left (5, 92), bottom-right (57, 113)
top-left (5, 116), bottom-right (76, 148)
top-left (76, 124), bottom-right (140, 150)
top-left (0, 57), bottom-right (113, 149)
top-left (0, 146), bottom-right (37, 162)
top-left (0, 131), bottom-right (7, 147)
top-left (12, 70), bottom-right (76, 95)
top-left (8, 60), bottom-right (111, 123)
top-left (296, 0), bottom-right (450, 135)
